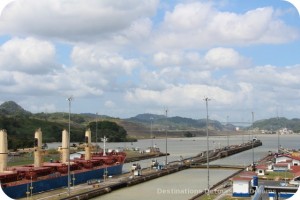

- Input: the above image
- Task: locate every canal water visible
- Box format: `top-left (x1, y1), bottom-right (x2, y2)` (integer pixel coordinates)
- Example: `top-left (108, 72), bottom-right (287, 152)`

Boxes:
top-left (85, 134), bottom-right (299, 200)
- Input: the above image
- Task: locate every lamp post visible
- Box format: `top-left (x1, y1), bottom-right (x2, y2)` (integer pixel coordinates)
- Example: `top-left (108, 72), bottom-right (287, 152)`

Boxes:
top-left (252, 112), bottom-right (254, 166)
top-left (150, 117), bottom-right (153, 148)
top-left (204, 97), bottom-right (211, 195)
top-left (67, 97), bottom-right (73, 196)
top-left (96, 113), bottom-right (98, 153)
top-left (226, 115), bottom-right (229, 147)
top-left (277, 116), bottom-right (280, 153)
top-left (165, 109), bottom-right (168, 168)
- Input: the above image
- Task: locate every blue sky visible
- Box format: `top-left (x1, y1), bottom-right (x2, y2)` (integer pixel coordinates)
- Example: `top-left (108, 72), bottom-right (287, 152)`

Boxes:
top-left (0, 0), bottom-right (299, 123)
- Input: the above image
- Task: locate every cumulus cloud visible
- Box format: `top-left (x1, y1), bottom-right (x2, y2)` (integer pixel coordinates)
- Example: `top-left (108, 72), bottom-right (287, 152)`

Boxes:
top-left (125, 84), bottom-right (238, 107)
top-left (152, 2), bottom-right (299, 50)
top-left (0, 0), bottom-right (159, 42)
top-left (236, 65), bottom-right (300, 87)
top-left (204, 47), bottom-right (250, 69)
top-left (0, 37), bottom-right (57, 74)
top-left (0, 1), bottom-right (299, 120)
top-left (72, 46), bottom-right (139, 72)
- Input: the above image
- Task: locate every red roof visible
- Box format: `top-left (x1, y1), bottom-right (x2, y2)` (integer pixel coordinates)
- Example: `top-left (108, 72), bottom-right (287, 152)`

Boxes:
top-left (291, 166), bottom-right (300, 174)
top-left (275, 154), bottom-right (300, 161)
top-left (275, 154), bottom-right (291, 159)
top-left (291, 156), bottom-right (300, 161)
top-left (294, 171), bottom-right (300, 177)
top-left (256, 165), bottom-right (268, 170)
top-left (232, 177), bottom-right (253, 181)
top-left (239, 171), bottom-right (257, 177)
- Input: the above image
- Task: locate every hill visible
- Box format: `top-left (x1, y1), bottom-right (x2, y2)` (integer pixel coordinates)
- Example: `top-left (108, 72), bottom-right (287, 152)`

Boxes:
top-left (253, 117), bottom-right (300, 132)
top-left (127, 113), bottom-right (225, 131)
top-left (1, 101), bottom-right (299, 149)
top-left (0, 101), bottom-right (31, 116)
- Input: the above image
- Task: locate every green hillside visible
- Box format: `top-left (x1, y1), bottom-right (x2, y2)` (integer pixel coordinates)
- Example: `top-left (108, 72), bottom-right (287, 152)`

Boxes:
top-left (0, 101), bottom-right (132, 149)
top-left (1, 101), bottom-right (299, 149)
top-left (253, 117), bottom-right (300, 132)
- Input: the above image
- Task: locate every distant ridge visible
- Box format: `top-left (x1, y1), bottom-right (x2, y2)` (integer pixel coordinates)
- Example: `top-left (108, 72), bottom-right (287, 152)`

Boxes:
top-left (0, 101), bottom-right (31, 116)
top-left (127, 113), bottom-right (227, 131)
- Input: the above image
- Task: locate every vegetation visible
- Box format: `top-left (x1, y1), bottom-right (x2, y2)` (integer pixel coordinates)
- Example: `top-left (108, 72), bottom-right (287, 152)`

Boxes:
top-left (183, 131), bottom-right (195, 137)
top-left (1, 101), bottom-right (300, 150)
top-left (253, 117), bottom-right (300, 132)
top-left (262, 171), bottom-right (294, 180)
top-left (88, 121), bottom-right (136, 142)
top-left (0, 101), bottom-right (135, 150)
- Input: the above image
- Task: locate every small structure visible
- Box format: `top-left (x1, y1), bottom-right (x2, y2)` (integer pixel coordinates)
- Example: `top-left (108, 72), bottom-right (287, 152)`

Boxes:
top-left (273, 163), bottom-right (289, 172)
top-left (291, 156), bottom-right (300, 166)
top-left (131, 163), bottom-right (142, 176)
top-left (256, 165), bottom-right (268, 176)
top-left (275, 155), bottom-right (291, 164)
top-left (232, 176), bottom-right (253, 197)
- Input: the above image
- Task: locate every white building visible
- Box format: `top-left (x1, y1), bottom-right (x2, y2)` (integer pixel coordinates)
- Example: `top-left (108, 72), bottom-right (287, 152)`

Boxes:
top-left (232, 177), bottom-right (253, 197)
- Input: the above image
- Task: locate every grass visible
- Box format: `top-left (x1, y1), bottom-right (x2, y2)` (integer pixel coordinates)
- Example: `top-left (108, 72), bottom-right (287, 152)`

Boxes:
top-left (261, 171), bottom-right (294, 180)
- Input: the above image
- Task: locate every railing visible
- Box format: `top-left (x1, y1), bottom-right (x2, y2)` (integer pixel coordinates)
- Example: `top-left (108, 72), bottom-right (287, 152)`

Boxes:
top-left (252, 185), bottom-right (266, 200)
top-left (252, 185), bottom-right (298, 200)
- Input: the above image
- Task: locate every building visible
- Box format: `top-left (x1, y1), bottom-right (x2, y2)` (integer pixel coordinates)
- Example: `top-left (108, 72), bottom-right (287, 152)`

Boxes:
top-left (273, 163), bottom-right (289, 172)
top-left (256, 165), bottom-right (268, 176)
top-left (232, 177), bottom-right (253, 197)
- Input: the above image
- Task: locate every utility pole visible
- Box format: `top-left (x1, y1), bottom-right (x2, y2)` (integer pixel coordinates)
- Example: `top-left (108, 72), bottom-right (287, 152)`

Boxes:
top-left (67, 96), bottom-right (73, 196)
top-left (150, 117), bottom-right (153, 148)
top-left (204, 97), bottom-right (211, 195)
top-left (96, 113), bottom-right (98, 153)
top-left (252, 112), bottom-right (254, 166)
top-left (227, 115), bottom-right (229, 147)
top-left (165, 109), bottom-right (168, 168)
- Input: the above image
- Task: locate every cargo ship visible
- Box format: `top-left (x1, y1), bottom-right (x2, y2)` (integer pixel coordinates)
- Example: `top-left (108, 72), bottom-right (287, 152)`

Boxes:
top-left (0, 128), bottom-right (126, 199)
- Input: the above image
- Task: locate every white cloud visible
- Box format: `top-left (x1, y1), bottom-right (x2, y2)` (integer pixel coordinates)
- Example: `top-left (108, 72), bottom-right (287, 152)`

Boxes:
top-left (152, 2), bottom-right (299, 50)
top-left (236, 65), bottom-right (300, 87)
top-left (125, 84), bottom-right (237, 107)
top-left (204, 47), bottom-right (250, 69)
top-left (0, 0), bottom-right (159, 42)
top-left (0, 37), bottom-right (57, 74)
top-left (71, 45), bottom-right (140, 75)
top-left (0, 1), bottom-right (299, 120)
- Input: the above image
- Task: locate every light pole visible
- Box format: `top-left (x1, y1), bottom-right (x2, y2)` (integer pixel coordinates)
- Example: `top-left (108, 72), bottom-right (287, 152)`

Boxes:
top-left (277, 116), bottom-right (280, 153)
top-left (67, 96), bottom-right (73, 196)
top-left (204, 97), bottom-right (211, 195)
top-left (96, 113), bottom-right (98, 153)
top-left (252, 112), bottom-right (254, 166)
top-left (150, 117), bottom-right (153, 148)
top-left (165, 109), bottom-right (168, 168)
top-left (226, 115), bottom-right (229, 147)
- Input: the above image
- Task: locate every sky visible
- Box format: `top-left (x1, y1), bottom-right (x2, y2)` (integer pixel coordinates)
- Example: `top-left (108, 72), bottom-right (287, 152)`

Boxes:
top-left (0, 0), bottom-right (300, 123)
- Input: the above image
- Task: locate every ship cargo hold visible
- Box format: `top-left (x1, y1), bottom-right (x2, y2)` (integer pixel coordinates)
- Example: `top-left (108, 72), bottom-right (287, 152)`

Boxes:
top-left (0, 128), bottom-right (126, 199)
